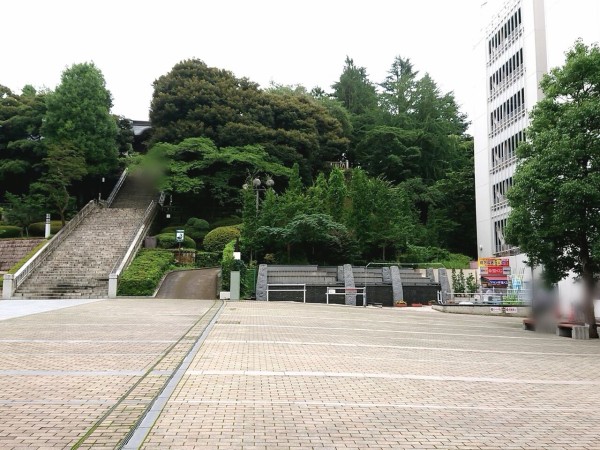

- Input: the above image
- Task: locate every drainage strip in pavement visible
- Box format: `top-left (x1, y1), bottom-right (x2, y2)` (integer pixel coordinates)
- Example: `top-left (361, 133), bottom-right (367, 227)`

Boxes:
top-left (121, 300), bottom-right (224, 450)
top-left (70, 300), bottom-right (223, 450)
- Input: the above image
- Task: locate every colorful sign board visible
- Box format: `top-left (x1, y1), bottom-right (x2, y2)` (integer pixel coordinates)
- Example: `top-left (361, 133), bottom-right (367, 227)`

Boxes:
top-left (478, 257), bottom-right (510, 267)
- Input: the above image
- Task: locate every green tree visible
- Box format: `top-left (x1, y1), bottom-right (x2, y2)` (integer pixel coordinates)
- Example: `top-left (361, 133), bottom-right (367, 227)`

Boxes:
top-left (380, 56), bottom-right (418, 121)
top-left (31, 142), bottom-right (87, 225)
top-left (327, 168), bottom-right (347, 222)
top-left (150, 59), bottom-right (348, 177)
top-left (42, 62), bottom-right (118, 179)
top-left (506, 41), bottom-right (600, 337)
top-left (356, 126), bottom-right (421, 183)
top-left (146, 137), bottom-right (290, 209)
top-left (3, 192), bottom-right (45, 236)
top-left (332, 56), bottom-right (378, 115)
top-left (0, 85), bottom-right (48, 198)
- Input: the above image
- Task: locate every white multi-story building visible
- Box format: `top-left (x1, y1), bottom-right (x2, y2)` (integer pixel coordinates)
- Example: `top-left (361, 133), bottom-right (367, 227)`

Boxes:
top-left (473, 0), bottom-right (600, 290)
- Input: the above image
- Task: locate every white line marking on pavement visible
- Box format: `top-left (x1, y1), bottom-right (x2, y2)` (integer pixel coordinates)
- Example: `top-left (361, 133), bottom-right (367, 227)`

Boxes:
top-left (168, 398), bottom-right (600, 413)
top-left (205, 339), bottom-right (600, 357)
top-left (186, 369), bottom-right (600, 386)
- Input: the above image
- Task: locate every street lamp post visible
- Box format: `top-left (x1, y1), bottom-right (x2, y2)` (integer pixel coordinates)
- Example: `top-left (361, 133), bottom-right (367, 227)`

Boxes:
top-left (244, 176), bottom-right (275, 212)
top-left (242, 176), bottom-right (274, 263)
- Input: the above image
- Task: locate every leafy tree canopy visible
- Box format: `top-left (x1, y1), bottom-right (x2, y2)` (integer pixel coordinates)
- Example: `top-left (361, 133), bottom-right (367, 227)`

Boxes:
top-left (506, 41), bottom-right (600, 336)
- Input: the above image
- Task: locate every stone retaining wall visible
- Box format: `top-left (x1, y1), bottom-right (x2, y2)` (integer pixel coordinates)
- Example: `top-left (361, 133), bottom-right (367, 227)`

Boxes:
top-left (0, 238), bottom-right (45, 272)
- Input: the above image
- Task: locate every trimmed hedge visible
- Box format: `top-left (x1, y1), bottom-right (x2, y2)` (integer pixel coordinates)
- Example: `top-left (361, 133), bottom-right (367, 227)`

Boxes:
top-left (28, 220), bottom-right (65, 237)
top-left (156, 233), bottom-right (197, 249)
top-left (0, 226), bottom-right (22, 239)
top-left (203, 226), bottom-right (241, 253)
top-left (196, 251), bottom-right (221, 268)
top-left (160, 224), bottom-right (208, 243)
top-left (117, 249), bottom-right (175, 296)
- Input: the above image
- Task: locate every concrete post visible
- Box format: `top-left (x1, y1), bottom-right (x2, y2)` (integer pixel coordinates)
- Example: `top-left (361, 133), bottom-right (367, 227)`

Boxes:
top-left (3, 274), bottom-right (14, 299)
top-left (108, 274), bottom-right (118, 298)
top-left (343, 264), bottom-right (357, 306)
top-left (256, 264), bottom-right (268, 301)
top-left (230, 271), bottom-right (240, 300)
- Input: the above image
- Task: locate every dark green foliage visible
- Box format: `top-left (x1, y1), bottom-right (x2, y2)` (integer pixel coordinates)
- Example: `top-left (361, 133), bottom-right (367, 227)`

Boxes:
top-left (149, 59), bottom-right (349, 177)
top-left (117, 249), bottom-right (175, 296)
top-left (161, 218), bottom-right (210, 244)
top-left (195, 251), bottom-right (221, 268)
top-left (0, 85), bottom-right (47, 198)
top-left (3, 192), bottom-right (44, 235)
top-left (28, 221), bottom-right (64, 236)
top-left (203, 226), bottom-right (241, 253)
top-left (0, 225), bottom-right (22, 238)
top-left (210, 216), bottom-right (241, 229)
top-left (156, 233), bottom-right (197, 249)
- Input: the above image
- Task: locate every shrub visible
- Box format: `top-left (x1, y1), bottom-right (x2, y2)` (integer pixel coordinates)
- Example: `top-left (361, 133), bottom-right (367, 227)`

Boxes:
top-left (221, 240), bottom-right (246, 291)
top-left (0, 226), bottom-right (22, 239)
top-left (28, 221), bottom-right (65, 237)
top-left (117, 249), bottom-right (175, 296)
top-left (196, 251), bottom-right (221, 268)
top-left (160, 218), bottom-right (210, 244)
top-left (156, 233), bottom-right (196, 249)
top-left (203, 226), bottom-right (241, 253)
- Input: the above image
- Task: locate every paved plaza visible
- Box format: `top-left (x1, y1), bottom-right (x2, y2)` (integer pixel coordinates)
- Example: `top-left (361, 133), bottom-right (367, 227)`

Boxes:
top-left (1, 300), bottom-right (600, 449)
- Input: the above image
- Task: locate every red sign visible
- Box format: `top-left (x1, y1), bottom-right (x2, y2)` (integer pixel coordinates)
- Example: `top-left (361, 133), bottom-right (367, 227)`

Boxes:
top-left (486, 266), bottom-right (505, 275)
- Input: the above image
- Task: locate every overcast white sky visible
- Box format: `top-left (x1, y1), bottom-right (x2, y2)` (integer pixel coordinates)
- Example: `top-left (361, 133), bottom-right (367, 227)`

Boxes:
top-left (3, 0), bottom-right (498, 125)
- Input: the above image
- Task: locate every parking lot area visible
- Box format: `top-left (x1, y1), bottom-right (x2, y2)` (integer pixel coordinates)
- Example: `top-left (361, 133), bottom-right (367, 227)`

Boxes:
top-left (1, 300), bottom-right (600, 449)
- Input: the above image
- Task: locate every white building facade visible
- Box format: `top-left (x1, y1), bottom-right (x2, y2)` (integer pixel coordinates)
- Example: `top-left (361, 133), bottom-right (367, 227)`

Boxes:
top-left (473, 0), bottom-right (600, 289)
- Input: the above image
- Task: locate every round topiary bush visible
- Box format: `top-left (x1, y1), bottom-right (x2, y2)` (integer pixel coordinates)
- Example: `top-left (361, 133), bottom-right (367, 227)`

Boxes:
top-left (156, 233), bottom-right (197, 249)
top-left (203, 226), bottom-right (241, 252)
top-left (28, 221), bottom-right (65, 236)
top-left (0, 225), bottom-right (22, 238)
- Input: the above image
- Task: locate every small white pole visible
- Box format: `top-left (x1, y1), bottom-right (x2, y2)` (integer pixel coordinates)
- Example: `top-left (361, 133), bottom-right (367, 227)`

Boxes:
top-left (44, 214), bottom-right (51, 238)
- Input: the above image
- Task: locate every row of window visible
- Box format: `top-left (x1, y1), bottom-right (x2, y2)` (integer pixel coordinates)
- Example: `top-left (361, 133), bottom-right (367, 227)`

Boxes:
top-left (488, 8), bottom-right (522, 56)
top-left (494, 218), bottom-right (511, 254)
top-left (491, 131), bottom-right (525, 169)
top-left (489, 49), bottom-right (524, 94)
top-left (490, 88), bottom-right (525, 131)
top-left (492, 177), bottom-right (513, 205)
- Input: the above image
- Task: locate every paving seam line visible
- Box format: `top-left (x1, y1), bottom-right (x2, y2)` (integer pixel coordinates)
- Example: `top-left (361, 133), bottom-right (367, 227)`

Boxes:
top-left (69, 300), bottom-right (221, 450)
top-left (120, 300), bottom-right (225, 450)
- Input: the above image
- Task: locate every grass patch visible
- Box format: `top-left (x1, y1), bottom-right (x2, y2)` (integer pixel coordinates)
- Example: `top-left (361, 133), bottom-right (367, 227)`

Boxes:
top-left (7, 240), bottom-right (49, 274)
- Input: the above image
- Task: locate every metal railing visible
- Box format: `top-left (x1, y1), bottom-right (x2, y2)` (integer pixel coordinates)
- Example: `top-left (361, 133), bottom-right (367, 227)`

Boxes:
top-left (487, 25), bottom-right (523, 67)
top-left (326, 286), bottom-right (365, 305)
top-left (489, 106), bottom-right (526, 138)
top-left (266, 284), bottom-right (306, 302)
top-left (10, 200), bottom-right (97, 292)
top-left (437, 289), bottom-right (531, 306)
top-left (488, 65), bottom-right (525, 102)
top-left (108, 200), bottom-right (157, 297)
top-left (105, 168), bottom-right (128, 207)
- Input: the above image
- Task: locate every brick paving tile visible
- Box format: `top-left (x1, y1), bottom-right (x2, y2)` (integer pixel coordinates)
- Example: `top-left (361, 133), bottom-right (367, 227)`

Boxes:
top-left (0, 298), bottom-right (217, 449)
top-left (141, 301), bottom-right (600, 449)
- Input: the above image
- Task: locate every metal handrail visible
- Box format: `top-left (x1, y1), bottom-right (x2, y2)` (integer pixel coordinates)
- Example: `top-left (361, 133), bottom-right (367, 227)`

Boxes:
top-left (12, 200), bottom-right (97, 289)
top-left (110, 200), bottom-right (157, 277)
top-left (106, 168), bottom-right (128, 207)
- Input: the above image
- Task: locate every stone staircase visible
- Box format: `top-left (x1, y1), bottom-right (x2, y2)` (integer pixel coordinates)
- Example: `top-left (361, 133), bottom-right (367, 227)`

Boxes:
top-left (12, 176), bottom-right (154, 299)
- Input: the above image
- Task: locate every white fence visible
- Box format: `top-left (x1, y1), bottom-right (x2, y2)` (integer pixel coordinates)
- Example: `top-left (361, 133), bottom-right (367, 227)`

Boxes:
top-left (326, 286), bottom-right (366, 306)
